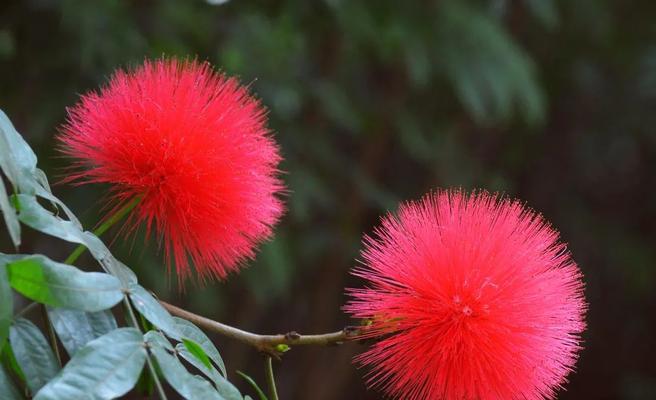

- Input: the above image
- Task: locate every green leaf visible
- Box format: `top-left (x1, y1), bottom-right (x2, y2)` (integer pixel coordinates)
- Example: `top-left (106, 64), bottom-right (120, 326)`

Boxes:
top-left (0, 176), bottom-right (20, 247)
top-left (0, 261), bottom-right (11, 352)
top-left (105, 257), bottom-right (138, 288)
top-left (14, 194), bottom-right (92, 249)
top-left (138, 311), bottom-right (155, 331)
top-left (182, 338), bottom-right (212, 369)
top-left (13, 194), bottom-right (136, 287)
top-left (0, 109), bottom-right (37, 190)
top-left (1, 341), bottom-right (25, 383)
top-left (150, 344), bottom-right (223, 400)
top-left (5, 254), bottom-right (123, 312)
top-left (174, 316), bottom-right (227, 376)
top-left (129, 284), bottom-right (180, 340)
top-left (0, 115), bottom-right (136, 288)
top-left (176, 343), bottom-right (242, 400)
top-left (34, 328), bottom-right (147, 400)
top-left (9, 318), bottom-right (59, 394)
top-left (236, 371), bottom-right (268, 400)
top-left (32, 169), bottom-right (51, 196)
top-left (144, 330), bottom-right (174, 351)
top-left (0, 109), bottom-right (80, 228)
top-left (175, 342), bottom-right (219, 381)
top-left (0, 364), bottom-right (23, 400)
top-left (47, 308), bottom-right (117, 356)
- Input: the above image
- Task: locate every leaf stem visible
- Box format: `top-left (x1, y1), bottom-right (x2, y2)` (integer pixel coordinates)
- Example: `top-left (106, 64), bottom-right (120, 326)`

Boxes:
top-left (124, 297), bottom-right (168, 400)
top-left (64, 197), bottom-right (141, 265)
top-left (264, 356), bottom-right (279, 400)
top-left (15, 301), bottom-right (40, 318)
top-left (236, 371), bottom-right (269, 400)
top-left (159, 300), bottom-right (364, 356)
top-left (40, 304), bottom-right (61, 367)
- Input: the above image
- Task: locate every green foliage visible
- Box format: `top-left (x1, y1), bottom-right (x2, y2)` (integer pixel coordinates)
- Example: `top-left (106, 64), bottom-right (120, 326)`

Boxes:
top-left (176, 343), bottom-right (242, 400)
top-left (0, 109), bottom-right (249, 398)
top-left (143, 330), bottom-right (174, 352)
top-left (182, 338), bottom-right (212, 369)
top-left (174, 316), bottom-right (227, 377)
top-left (128, 283), bottom-right (181, 340)
top-left (1, 341), bottom-right (26, 385)
top-left (150, 344), bottom-right (223, 400)
top-left (34, 328), bottom-right (147, 400)
top-left (0, 177), bottom-right (19, 248)
top-left (0, 363), bottom-right (22, 400)
top-left (9, 319), bottom-right (60, 394)
top-left (47, 308), bottom-right (117, 356)
top-left (5, 255), bottom-right (123, 312)
top-left (0, 262), bottom-right (11, 352)
top-left (0, 110), bottom-right (80, 230)
top-left (11, 191), bottom-right (136, 287)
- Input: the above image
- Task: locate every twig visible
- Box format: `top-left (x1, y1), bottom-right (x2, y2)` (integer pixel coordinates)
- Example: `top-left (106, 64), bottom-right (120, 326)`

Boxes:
top-left (159, 300), bottom-right (363, 356)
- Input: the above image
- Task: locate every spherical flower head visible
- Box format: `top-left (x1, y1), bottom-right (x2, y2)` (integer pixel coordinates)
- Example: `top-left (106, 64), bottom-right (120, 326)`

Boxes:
top-left (345, 190), bottom-right (586, 400)
top-left (58, 58), bottom-right (284, 283)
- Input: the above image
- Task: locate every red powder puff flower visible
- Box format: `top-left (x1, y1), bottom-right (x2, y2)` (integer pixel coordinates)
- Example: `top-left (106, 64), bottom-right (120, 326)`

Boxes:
top-left (345, 190), bottom-right (586, 400)
top-left (58, 58), bottom-right (284, 282)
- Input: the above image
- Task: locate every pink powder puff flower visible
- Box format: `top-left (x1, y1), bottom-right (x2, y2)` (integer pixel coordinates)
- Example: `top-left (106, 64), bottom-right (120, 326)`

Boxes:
top-left (58, 58), bottom-right (284, 283)
top-left (346, 190), bottom-right (586, 400)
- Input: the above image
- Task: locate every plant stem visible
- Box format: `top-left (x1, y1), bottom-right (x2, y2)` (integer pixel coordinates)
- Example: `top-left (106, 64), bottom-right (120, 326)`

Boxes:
top-left (159, 301), bottom-right (363, 356)
top-left (236, 371), bottom-right (268, 400)
top-left (264, 356), bottom-right (279, 400)
top-left (64, 197), bottom-right (141, 265)
top-left (124, 297), bottom-right (168, 400)
top-left (40, 304), bottom-right (61, 367)
top-left (16, 301), bottom-right (40, 318)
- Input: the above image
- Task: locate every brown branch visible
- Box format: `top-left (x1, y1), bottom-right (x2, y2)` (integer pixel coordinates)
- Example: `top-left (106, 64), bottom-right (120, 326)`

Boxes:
top-left (159, 300), bottom-right (363, 357)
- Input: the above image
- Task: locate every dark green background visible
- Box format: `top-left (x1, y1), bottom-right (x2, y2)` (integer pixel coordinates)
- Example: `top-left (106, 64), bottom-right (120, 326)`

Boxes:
top-left (1, 0), bottom-right (654, 399)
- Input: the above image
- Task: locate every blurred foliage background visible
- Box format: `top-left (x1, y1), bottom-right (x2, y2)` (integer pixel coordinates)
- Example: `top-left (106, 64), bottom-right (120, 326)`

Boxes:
top-left (1, 0), bottom-right (655, 398)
